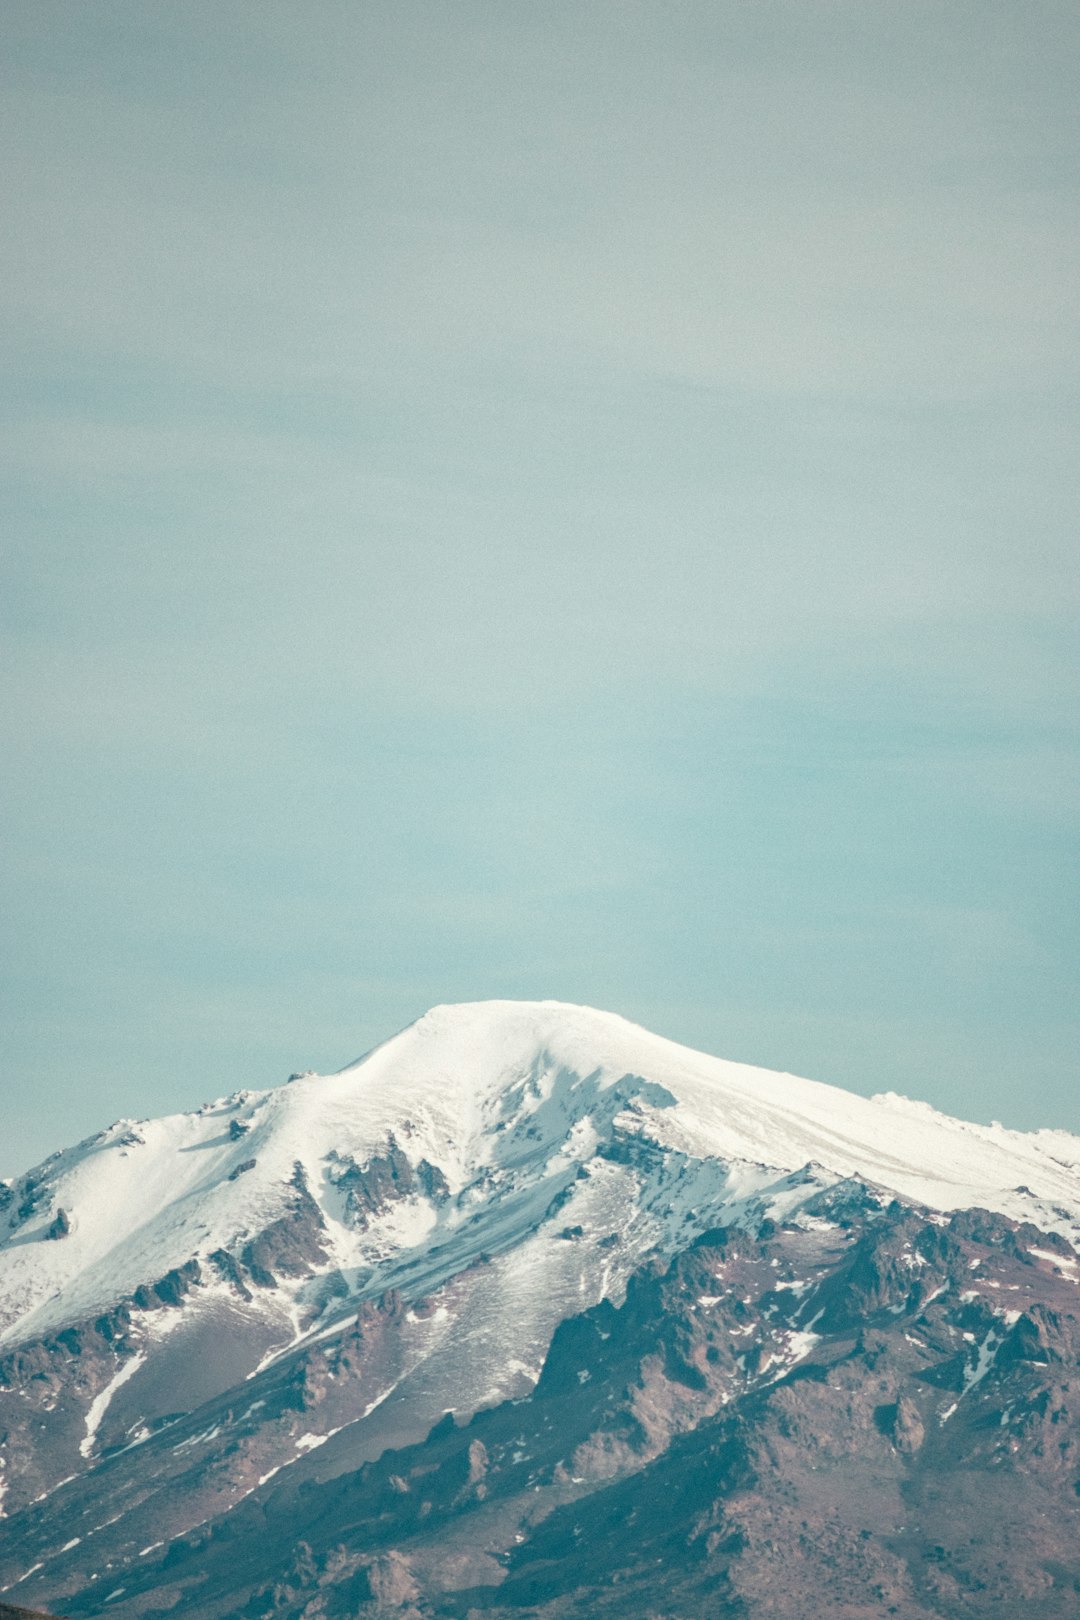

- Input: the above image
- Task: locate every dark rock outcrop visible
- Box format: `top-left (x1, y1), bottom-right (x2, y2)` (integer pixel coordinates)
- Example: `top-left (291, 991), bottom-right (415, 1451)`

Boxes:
top-left (239, 1162), bottom-right (329, 1286)
top-left (327, 1138), bottom-right (417, 1227)
top-left (131, 1259), bottom-right (202, 1310)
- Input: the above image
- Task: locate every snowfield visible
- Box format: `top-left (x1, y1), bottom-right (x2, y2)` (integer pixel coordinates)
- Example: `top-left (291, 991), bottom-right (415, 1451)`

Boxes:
top-left (3, 999), bottom-right (1079, 1353)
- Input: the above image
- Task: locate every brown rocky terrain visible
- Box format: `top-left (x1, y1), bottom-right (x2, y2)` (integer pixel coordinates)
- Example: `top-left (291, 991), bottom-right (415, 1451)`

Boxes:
top-left (6, 1184), bottom-right (1077, 1618)
top-left (0, 1159), bottom-right (339, 1519)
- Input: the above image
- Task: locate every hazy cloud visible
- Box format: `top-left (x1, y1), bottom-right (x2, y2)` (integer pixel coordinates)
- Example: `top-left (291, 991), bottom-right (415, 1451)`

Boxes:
top-left (2, 0), bottom-right (1078, 1169)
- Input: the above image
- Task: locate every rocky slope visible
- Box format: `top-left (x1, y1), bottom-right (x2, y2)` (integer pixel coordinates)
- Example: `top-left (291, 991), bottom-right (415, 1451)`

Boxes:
top-left (1, 1002), bottom-right (1078, 1616)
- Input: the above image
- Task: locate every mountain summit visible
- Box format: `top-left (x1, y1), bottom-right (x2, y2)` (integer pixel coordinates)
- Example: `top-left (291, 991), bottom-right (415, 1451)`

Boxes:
top-left (4, 1001), bottom-right (1078, 1352)
top-left (2, 1002), bottom-right (1079, 1617)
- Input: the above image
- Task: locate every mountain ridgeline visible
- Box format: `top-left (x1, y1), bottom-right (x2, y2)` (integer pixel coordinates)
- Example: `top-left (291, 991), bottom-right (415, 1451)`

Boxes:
top-left (1, 1001), bottom-right (1078, 1617)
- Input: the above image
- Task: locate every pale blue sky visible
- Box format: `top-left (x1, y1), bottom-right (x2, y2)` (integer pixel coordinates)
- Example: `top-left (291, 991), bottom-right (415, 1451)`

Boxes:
top-left (3, 1), bottom-right (1078, 1173)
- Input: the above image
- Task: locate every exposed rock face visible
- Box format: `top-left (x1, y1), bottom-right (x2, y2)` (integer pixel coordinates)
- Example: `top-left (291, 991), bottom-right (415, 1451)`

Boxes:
top-left (238, 1163), bottom-right (329, 1286)
top-left (417, 1158), bottom-right (451, 1203)
top-left (9, 1179), bottom-right (49, 1229)
top-left (0, 1303), bottom-right (140, 1510)
top-left (4, 1193), bottom-right (1078, 1619)
top-left (326, 1137), bottom-right (442, 1228)
top-left (882, 1391), bottom-right (925, 1454)
top-left (131, 1258), bottom-right (201, 1310)
top-left (0, 1161), bottom-right (341, 1512)
top-left (207, 1246), bottom-right (252, 1299)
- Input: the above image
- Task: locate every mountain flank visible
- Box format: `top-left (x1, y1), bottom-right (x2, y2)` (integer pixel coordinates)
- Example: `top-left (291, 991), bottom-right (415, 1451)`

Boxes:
top-left (0, 1002), bottom-right (1077, 1616)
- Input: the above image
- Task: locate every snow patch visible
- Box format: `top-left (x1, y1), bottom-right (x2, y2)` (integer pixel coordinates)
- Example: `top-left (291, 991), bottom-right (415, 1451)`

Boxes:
top-left (80, 1353), bottom-right (146, 1459)
top-left (295, 1431), bottom-right (334, 1452)
top-left (1028, 1246), bottom-right (1077, 1277)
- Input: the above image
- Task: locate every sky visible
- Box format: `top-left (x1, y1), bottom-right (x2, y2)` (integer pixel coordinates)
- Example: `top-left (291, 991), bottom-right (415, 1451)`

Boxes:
top-left (2, 0), bottom-right (1078, 1174)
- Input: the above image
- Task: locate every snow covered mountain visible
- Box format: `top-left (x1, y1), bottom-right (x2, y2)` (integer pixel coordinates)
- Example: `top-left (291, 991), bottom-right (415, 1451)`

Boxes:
top-left (1, 1001), bottom-right (1079, 1617)
top-left (5, 1000), bottom-right (1079, 1347)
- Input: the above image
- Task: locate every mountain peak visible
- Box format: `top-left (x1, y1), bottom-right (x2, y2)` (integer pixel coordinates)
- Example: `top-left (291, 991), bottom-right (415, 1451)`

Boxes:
top-left (4, 1002), bottom-right (1080, 1352)
top-left (2, 1002), bottom-right (1079, 1617)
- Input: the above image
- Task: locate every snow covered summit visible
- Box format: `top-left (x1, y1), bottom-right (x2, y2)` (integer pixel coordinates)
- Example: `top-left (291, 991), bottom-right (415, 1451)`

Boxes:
top-left (3, 999), bottom-right (1078, 1355)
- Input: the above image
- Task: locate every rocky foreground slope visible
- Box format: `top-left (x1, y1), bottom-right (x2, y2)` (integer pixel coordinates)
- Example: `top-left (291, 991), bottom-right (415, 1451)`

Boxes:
top-left (1, 1002), bottom-right (1078, 1617)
